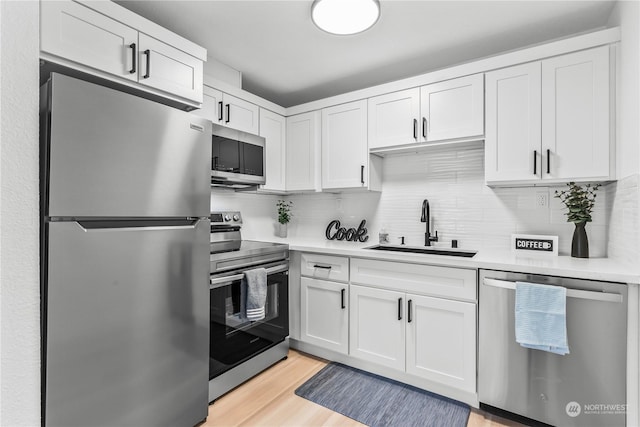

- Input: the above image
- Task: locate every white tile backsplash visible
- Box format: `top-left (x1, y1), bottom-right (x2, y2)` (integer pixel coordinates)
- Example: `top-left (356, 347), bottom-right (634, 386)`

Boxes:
top-left (209, 147), bottom-right (638, 262)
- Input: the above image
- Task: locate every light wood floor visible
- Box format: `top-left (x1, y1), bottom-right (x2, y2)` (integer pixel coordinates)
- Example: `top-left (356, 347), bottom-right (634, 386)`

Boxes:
top-left (203, 349), bottom-right (526, 427)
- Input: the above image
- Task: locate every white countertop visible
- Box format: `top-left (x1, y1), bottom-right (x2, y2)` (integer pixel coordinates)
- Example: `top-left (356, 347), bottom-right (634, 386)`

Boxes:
top-left (261, 237), bottom-right (640, 284)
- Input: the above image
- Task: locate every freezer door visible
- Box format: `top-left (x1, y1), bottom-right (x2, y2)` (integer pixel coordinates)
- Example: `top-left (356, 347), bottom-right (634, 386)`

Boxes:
top-left (44, 220), bottom-right (210, 427)
top-left (44, 73), bottom-right (211, 217)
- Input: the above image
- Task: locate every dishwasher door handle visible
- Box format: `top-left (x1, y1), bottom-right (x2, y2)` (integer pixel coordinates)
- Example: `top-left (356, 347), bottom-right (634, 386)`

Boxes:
top-left (482, 278), bottom-right (623, 303)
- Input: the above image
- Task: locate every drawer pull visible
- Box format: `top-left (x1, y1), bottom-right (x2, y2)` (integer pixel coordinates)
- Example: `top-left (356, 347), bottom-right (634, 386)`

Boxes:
top-left (313, 264), bottom-right (332, 270)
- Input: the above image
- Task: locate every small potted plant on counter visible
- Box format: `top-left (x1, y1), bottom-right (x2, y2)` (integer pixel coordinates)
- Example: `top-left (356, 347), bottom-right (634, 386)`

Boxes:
top-left (555, 182), bottom-right (600, 258)
top-left (276, 200), bottom-right (293, 238)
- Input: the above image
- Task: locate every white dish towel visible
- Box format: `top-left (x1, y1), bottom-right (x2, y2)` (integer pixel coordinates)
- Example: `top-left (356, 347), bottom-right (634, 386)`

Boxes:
top-left (242, 268), bottom-right (267, 321)
top-left (515, 281), bottom-right (569, 355)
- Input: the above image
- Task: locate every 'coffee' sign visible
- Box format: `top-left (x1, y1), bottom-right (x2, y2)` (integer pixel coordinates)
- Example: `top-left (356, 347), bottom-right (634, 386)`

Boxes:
top-left (511, 234), bottom-right (558, 257)
top-left (326, 219), bottom-right (369, 242)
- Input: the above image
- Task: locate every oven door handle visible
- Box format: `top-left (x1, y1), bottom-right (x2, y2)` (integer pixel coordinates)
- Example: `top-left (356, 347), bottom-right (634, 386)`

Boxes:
top-left (210, 264), bottom-right (288, 289)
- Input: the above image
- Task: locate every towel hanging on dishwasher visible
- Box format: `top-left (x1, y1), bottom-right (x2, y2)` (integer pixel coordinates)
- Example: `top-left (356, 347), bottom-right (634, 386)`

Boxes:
top-left (515, 281), bottom-right (569, 355)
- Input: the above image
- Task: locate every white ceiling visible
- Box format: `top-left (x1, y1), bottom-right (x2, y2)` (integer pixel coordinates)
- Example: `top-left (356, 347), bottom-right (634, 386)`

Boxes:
top-left (115, 0), bottom-right (616, 107)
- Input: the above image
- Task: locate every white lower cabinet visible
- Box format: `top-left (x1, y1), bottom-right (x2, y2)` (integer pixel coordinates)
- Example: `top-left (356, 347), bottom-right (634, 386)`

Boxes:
top-left (406, 294), bottom-right (476, 392)
top-left (350, 272), bottom-right (477, 393)
top-left (300, 277), bottom-right (349, 354)
top-left (349, 285), bottom-right (405, 370)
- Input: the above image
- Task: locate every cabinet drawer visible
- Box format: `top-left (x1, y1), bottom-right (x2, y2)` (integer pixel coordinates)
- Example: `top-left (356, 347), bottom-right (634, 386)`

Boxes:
top-left (351, 258), bottom-right (476, 301)
top-left (300, 253), bottom-right (349, 282)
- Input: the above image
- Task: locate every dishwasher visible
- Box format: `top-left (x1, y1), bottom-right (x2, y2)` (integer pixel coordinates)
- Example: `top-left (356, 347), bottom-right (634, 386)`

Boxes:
top-left (479, 269), bottom-right (627, 427)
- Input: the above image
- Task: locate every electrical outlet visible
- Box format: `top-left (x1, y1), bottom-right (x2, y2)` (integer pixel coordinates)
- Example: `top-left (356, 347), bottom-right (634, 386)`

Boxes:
top-left (536, 191), bottom-right (548, 208)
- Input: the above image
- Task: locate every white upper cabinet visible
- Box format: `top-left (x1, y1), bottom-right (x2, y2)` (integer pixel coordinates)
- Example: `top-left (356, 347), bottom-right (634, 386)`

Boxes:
top-left (420, 74), bottom-right (485, 142)
top-left (321, 100), bottom-right (371, 190)
top-left (40, 0), bottom-right (205, 107)
top-left (541, 46), bottom-right (611, 181)
top-left (485, 62), bottom-right (542, 183)
top-left (259, 109), bottom-right (287, 192)
top-left (219, 94), bottom-right (260, 135)
top-left (137, 33), bottom-right (203, 103)
top-left (198, 86), bottom-right (259, 134)
top-left (40, 1), bottom-right (138, 82)
top-left (486, 46), bottom-right (612, 185)
top-left (199, 86), bottom-right (223, 122)
top-left (367, 74), bottom-right (484, 151)
top-left (368, 88), bottom-right (421, 149)
top-left (286, 111), bottom-right (321, 192)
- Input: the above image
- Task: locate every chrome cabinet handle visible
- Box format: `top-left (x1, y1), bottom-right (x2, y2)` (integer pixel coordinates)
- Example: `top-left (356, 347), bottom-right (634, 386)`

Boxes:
top-left (129, 43), bottom-right (136, 74)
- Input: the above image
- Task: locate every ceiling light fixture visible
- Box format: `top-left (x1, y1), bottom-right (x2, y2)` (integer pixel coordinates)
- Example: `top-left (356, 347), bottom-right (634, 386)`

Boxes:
top-left (311, 0), bottom-right (380, 36)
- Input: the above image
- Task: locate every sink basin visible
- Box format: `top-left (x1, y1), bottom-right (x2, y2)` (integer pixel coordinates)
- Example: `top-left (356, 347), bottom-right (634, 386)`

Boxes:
top-left (365, 245), bottom-right (477, 258)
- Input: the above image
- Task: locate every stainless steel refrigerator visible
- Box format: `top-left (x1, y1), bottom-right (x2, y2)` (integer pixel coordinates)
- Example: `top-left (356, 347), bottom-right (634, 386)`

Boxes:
top-left (40, 73), bottom-right (211, 427)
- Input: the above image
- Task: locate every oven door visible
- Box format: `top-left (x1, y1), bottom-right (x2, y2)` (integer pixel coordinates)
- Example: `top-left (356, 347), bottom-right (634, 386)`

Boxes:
top-left (208, 262), bottom-right (288, 379)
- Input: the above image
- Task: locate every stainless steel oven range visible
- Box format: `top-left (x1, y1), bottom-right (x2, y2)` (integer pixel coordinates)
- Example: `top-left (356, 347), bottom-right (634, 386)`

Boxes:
top-left (208, 211), bottom-right (289, 402)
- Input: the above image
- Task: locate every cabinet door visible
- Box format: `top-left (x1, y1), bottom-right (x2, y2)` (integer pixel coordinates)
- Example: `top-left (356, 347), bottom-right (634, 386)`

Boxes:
top-left (349, 285), bottom-right (405, 371)
top-left (40, 1), bottom-right (138, 82)
top-left (198, 86), bottom-right (223, 123)
top-left (406, 294), bottom-right (476, 392)
top-left (138, 33), bottom-right (203, 103)
top-left (542, 46), bottom-right (610, 181)
top-left (368, 88), bottom-right (421, 149)
top-left (259, 109), bottom-right (286, 192)
top-left (485, 62), bottom-right (542, 183)
top-left (322, 100), bottom-right (368, 189)
top-left (220, 94), bottom-right (260, 134)
top-left (421, 74), bottom-right (484, 142)
top-left (300, 278), bottom-right (349, 354)
top-left (286, 111), bottom-right (321, 192)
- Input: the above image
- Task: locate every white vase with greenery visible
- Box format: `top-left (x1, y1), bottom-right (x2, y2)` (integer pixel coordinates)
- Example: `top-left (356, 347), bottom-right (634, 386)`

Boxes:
top-left (276, 200), bottom-right (292, 238)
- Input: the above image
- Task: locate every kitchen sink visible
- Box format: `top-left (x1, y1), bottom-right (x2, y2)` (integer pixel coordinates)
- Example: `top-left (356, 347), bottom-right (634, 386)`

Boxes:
top-left (365, 245), bottom-right (477, 258)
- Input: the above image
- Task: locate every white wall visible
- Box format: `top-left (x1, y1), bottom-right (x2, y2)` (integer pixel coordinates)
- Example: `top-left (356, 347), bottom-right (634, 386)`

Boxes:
top-left (0, 1), bottom-right (41, 425)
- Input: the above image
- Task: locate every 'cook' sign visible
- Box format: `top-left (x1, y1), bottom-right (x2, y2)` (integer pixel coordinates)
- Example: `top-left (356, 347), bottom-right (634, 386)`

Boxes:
top-left (326, 219), bottom-right (369, 242)
top-left (511, 234), bottom-right (558, 256)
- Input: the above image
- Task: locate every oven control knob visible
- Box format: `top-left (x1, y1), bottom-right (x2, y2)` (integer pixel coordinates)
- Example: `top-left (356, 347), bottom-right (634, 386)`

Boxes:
top-left (233, 214), bottom-right (240, 221)
top-left (224, 215), bottom-right (231, 222)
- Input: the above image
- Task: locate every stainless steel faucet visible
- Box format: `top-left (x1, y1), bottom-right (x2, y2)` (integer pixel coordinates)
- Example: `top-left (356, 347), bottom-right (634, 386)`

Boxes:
top-left (420, 199), bottom-right (438, 246)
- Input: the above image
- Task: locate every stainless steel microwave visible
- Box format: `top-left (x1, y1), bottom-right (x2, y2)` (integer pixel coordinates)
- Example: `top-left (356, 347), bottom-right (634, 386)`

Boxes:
top-left (211, 123), bottom-right (266, 188)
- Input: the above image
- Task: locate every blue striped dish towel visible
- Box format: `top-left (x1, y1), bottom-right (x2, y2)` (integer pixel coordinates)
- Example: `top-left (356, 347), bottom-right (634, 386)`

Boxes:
top-left (515, 281), bottom-right (569, 355)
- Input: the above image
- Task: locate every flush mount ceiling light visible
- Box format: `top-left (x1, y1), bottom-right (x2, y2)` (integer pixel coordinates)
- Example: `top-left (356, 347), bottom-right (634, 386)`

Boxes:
top-left (312, 0), bottom-right (380, 35)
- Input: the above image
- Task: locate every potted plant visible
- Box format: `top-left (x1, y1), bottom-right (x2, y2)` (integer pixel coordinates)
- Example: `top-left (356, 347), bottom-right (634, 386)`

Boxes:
top-left (554, 182), bottom-right (600, 258)
top-left (276, 200), bottom-right (293, 238)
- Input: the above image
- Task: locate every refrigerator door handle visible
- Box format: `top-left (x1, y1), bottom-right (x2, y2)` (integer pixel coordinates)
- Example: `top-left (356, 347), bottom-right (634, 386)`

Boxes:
top-left (75, 218), bottom-right (204, 232)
